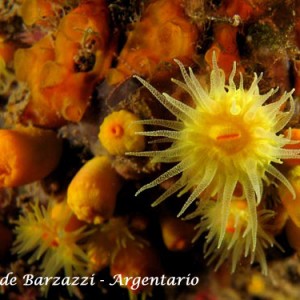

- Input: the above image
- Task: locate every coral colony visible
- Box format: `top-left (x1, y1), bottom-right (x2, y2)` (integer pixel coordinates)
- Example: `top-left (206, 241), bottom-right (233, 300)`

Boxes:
top-left (1, 0), bottom-right (300, 299)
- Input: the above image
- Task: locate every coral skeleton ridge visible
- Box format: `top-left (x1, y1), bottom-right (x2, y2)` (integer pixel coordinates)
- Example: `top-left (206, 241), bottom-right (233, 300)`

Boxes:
top-left (130, 54), bottom-right (299, 269)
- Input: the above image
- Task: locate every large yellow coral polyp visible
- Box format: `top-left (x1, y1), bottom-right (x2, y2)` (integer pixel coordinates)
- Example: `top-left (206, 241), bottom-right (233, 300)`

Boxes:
top-left (99, 110), bottom-right (145, 155)
top-left (0, 125), bottom-right (62, 187)
top-left (67, 156), bottom-right (121, 224)
top-left (130, 54), bottom-right (299, 249)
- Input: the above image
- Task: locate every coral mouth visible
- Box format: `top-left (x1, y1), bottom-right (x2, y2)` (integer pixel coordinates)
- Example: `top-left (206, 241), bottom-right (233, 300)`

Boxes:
top-left (210, 123), bottom-right (243, 141)
top-left (210, 124), bottom-right (247, 154)
top-left (216, 132), bottom-right (241, 141)
top-left (111, 124), bottom-right (124, 137)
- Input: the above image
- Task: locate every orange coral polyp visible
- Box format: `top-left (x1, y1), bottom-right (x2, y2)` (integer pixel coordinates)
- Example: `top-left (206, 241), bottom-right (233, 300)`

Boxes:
top-left (99, 110), bottom-right (145, 155)
top-left (0, 126), bottom-right (62, 188)
top-left (67, 156), bottom-right (121, 224)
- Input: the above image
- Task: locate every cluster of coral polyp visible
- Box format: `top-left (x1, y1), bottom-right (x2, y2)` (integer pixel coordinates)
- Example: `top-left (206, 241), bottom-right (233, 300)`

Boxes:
top-left (1, 0), bottom-right (300, 299)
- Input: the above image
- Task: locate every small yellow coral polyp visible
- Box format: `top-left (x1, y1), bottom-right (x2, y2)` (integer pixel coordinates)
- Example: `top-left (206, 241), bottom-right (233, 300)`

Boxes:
top-left (13, 200), bottom-right (90, 295)
top-left (99, 110), bottom-right (145, 155)
top-left (192, 199), bottom-right (276, 275)
top-left (67, 156), bottom-right (121, 224)
top-left (86, 217), bottom-right (136, 272)
top-left (131, 54), bottom-right (299, 248)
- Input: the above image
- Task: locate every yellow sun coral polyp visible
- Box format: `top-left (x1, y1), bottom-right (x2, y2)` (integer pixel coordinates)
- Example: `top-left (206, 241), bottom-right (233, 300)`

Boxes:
top-left (190, 199), bottom-right (276, 275)
top-left (130, 54), bottom-right (299, 248)
top-left (13, 200), bottom-right (91, 295)
top-left (99, 110), bottom-right (145, 155)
